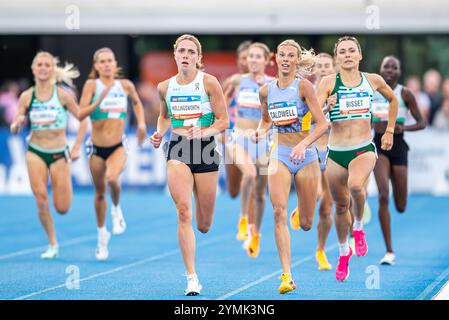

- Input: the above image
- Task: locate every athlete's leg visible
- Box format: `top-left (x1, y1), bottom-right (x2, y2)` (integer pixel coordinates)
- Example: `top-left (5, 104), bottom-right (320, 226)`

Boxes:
top-left (253, 166), bottom-right (268, 233)
top-left (50, 158), bottom-right (72, 215)
top-left (228, 143), bottom-right (256, 239)
top-left (224, 136), bottom-right (242, 198)
top-left (347, 152), bottom-right (377, 224)
top-left (374, 154), bottom-right (393, 253)
top-left (391, 165), bottom-right (408, 213)
top-left (26, 152), bottom-right (55, 245)
top-left (89, 155), bottom-right (107, 228)
top-left (268, 159), bottom-right (292, 274)
top-left (294, 161), bottom-right (320, 232)
top-left (226, 163), bottom-right (242, 198)
top-left (192, 171), bottom-right (219, 234)
top-left (327, 159), bottom-right (350, 246)
top-left (105, 147), bottom-right (127, 207)
top-left (167, 160), bottom-right (195, 274)
top-left (317, 171), bottom-right (333, 251)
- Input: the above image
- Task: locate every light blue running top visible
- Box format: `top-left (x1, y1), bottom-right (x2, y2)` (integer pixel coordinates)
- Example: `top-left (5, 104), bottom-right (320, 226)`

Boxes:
top-left (267, 78), bottom-right (312, 133)
top-left (236, 74), bottom-right (271, 121)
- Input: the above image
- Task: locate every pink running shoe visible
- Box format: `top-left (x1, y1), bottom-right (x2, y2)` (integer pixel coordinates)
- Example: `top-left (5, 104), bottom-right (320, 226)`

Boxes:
top-left (336, 247), bottom-right (353, 282)
top-left (353, 229), bottom-right (369, 257)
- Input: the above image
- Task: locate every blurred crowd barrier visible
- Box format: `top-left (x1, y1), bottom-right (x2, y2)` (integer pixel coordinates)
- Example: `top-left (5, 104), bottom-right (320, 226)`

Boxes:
top-left (1, 128), bottom-right (448, 196)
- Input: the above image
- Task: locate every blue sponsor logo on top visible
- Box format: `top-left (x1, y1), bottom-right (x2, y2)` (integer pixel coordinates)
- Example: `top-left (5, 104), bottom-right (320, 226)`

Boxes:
top-left (171, 95), bottom-right (201, 102)
top-left (269, 101), bottom-right (296, 109)
top-left (339, 92), bottom-right (369, 100)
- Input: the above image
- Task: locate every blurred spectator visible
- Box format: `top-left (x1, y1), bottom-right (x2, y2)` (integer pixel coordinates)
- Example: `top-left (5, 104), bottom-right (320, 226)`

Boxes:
top-left (433, 98), bottom-right (449, 130)
top-left (423, 69), bottom-right (443, 125)
top-left (442, 77), bottom-right (449, 99)
top-left (136, 81), bottom-right (159, 128)
top-left (0, 80), bottom-right (20, 127)
top-left (405, 75), bottom-right (431, 125)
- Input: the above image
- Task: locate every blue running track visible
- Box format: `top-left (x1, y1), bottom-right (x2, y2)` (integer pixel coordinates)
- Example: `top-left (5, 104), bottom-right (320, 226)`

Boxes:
top-left (0, 192), bottom-right (448, 300)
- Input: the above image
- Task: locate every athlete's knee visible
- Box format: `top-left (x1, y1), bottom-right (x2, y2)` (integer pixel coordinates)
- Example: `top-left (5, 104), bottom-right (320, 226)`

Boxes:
top-left (228, 188), bottom-right (239, 198)
top-left (197, 221), bottom-right (211, 234)
top-left (177, 203), bottom-right (191, 224)
top-left (241, 170), bottom-right (256, 187)
top-left (319, 194), bottom-right (333, 215)
top-left (34, 191), bottom-right (49, 210)
top-left (378, 190), bottom-right (389, 205)
top-left (94, 191), bottom-right (106, 203)
top-left (273, 204), bottom-right (287, 225)
top-left (395, 200), bottom-right (407, 213)
top-left (348, 182), bottom-right (364, 198)
top-left (300, 218), bottom-right (313, 231)
top-left (106, 173), bottom-right (120, 187)
top-left (255, 189), bottom-right (266, 203)
top-left (55, 204), bottom-right (69, 215)
top-left (319, 205), bottom-right (332, 219)
top-left (334, 200), bottom-right (349, 215)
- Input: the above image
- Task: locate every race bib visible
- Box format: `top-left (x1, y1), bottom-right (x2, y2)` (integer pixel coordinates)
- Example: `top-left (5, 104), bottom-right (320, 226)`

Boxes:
top-left (100, 97), bottom-right (127, 114)
top-left (339, 92), bottom-right (370, 115)
top-left (372, 97), bottom-right (389, 121)
top-left (170, 95), bottom-right (203, 120)
top-left (30, 107), bottom-right (58, 125)
top-left (268, 101), bottom-right (298, 126)
top-left (237, 88), bottom-right (261, 109)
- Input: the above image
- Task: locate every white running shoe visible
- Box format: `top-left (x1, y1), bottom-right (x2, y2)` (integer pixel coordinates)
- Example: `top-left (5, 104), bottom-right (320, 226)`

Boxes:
top-left (362, 202), bottom-right (372, 225)
top-left (41, 245), bottom-right (59, 259)
top-left (380, 252), bottom-right (396, 265)
top-left (95, 230), bottom-right (111, 261)
top-left (185, 274), bottom-right (202, 296)
top-left (349, 236), bottom-right (356, 253)
top-left (112, 206), bottom-right (126, 235)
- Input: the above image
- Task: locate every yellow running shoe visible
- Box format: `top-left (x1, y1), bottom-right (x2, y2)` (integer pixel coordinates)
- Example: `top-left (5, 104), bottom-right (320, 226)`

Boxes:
top-left (236, 216), bottom-right (248, 241)
top-left (247, 232), bottom-right (261, 258)
top-left (278, 273), bottom-right (296, 294)
top-left (289, 208), bottom-right (300, 230)
top-left (316, 249), bottom-right (332, 270)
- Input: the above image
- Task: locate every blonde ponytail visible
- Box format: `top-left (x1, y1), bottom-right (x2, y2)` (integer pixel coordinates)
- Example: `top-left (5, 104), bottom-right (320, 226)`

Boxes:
top-left (31, 51), bottom-right (79, 86)
top-left (54, 58), bottom-right (80, 87)
top-left (298, 47), bottom-right (316, 78)
top-left (277, 39), bottom-right (316, 78)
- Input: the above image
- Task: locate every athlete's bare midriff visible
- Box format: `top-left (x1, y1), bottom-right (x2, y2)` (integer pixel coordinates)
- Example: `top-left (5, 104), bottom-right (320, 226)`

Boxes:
top-left (315, 131), bottom-right (329, 150)
top-left (235, 118), bottom-right (259, 134)
top-left (329, 118), bottom-right (372, 147)
top-left (274, 131), bottom-right (310, 148)
top-left (91, 119), bottom-right (125, 147)
top-left (172, 125), bottom-right (212, 137)
top-left (29, 129), bottom-right (67, 149)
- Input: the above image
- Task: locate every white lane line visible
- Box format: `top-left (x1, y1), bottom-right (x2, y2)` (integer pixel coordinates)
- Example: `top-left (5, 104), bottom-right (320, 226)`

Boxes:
top-left (216, 243), bottom-right (339, 300)
top-left (14, 234), bottom-right (229, 300)
top-left (0, 234), bottom-right (96, 261)
top-left (416, 265), bottom-right (449, 300)
top-left (433, 279), bottom-right (449, 300)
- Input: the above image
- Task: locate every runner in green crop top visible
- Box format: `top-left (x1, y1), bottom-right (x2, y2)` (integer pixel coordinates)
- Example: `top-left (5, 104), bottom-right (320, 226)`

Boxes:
top-left (9, 51), bottom-right (90, 260)
top-left (149, 34), bottom-right (229, 296)
top-left (316, 36), bottom-right (399, 282)
top-left (72, 47), bottom-right (147, 261)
